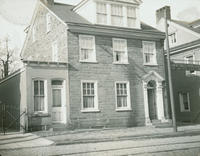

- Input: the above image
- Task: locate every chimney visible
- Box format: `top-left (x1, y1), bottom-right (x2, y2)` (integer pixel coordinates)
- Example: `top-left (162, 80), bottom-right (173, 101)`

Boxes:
top-left (42, 0), bottom-right (54, 6)
top-left (156, 6), bottom-right (171, 24)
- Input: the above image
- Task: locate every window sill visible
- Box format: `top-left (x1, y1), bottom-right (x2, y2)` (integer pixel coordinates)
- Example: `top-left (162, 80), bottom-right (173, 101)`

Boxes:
top-left (116, 108), bottom-right (132, 112)
top-left (79, 60), bottom-right (98, 64)
top-left (113, 62), bottom-right (129, 65)
top-left (180, 110), bottom-right (190, 113)
top-left (81, 109), bottom-right (100, 113)
top-left (30, 112), bottom-right (50, 117)
top-left (143, 63), bottom-right (158, 66)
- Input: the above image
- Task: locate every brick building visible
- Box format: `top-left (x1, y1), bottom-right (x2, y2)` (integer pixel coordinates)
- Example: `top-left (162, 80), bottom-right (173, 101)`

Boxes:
top-left (156, 6), bottom-right (200, 124)
top-left (0, 0), bottom-right (170, 131)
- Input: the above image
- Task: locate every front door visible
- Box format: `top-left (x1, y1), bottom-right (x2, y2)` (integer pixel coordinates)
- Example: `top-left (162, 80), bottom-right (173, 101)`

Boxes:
top-left (147, 81), bottom-right (157, 120)
top-left (52, 81), bottom-right (64, 123)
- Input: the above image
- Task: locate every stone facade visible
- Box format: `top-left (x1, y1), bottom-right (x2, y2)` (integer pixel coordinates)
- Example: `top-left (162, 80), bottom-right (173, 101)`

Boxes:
top-left (22, 4), bottom-right (68, 62)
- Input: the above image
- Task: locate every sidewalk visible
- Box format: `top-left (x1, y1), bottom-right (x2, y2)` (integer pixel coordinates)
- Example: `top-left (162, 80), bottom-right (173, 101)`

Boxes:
top-left (35, 124), bottom-right (200, 146)
top-left (0, 132), bottom-right (54, 150)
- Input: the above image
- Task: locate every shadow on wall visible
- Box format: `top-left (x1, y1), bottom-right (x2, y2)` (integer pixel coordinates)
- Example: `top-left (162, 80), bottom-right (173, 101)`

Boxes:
top-left (0, 72), bottom-right (21, 132)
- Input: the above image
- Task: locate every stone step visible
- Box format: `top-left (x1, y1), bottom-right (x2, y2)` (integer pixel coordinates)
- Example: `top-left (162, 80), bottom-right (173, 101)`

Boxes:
top-left (52, 124), bottom-right (67, 131)
top-left (151, 120), bottom-right (172, 128)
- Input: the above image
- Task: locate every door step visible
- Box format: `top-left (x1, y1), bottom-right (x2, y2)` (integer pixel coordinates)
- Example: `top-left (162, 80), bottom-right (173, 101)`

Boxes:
top-left (52, 124), bottom-right (66, 131)
top-left (152, 120), bottom-right (172, 128)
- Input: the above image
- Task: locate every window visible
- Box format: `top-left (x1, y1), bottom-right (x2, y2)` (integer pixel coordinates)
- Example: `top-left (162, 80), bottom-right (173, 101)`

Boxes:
top-left (46, 13), bottom-right (51, 32)
top-left (115, 82), bottom-right (131, 110)
top-left (127, 6), bottom-right (136, 28)
top-left (185, 55), bottom-right (196, 75)
top-left (96, 2), bottom-right (107, 24)
top-left (113, 38), bottom-right (128, 64)
top-left (169, 33), bottom-right (177, 44)
top-left (143, 41), bottom-right (157, 65)
top-left (111, 4), bottom-right (123, 26)
top-left (79, 35), bottom-right (96, 62)
top-left (179, 92), bottom-right (190, 112)
top-left (33, 80), bottom-right (47, 113)
top-left (52, 41), bottom-right (58, 62)
top-left (81, 81), bottom-right (98, 112)
top-left (185, 55), bottom-right (194, 64)
top-left (32, 25), bottom-right (36, 42)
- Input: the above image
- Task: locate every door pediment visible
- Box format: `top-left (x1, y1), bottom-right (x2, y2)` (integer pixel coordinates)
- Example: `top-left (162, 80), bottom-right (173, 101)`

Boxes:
top-left (142, 71), bottom-right (164, 83)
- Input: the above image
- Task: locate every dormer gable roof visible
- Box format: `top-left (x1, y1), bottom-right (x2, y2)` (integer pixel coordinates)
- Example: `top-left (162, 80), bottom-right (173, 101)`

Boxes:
top-left (73, 0), bottom-right (142, 11)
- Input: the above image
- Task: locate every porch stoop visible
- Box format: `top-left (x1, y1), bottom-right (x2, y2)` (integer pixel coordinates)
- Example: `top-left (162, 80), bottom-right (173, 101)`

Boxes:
top-left (152, 119), bottom-right (172, 128)
top-left (51, 124), bottom-right (67, 131)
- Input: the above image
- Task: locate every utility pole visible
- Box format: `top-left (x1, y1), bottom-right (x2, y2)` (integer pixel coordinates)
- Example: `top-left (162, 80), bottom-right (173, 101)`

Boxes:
top-left (164, 7), bottom-right (177, 132)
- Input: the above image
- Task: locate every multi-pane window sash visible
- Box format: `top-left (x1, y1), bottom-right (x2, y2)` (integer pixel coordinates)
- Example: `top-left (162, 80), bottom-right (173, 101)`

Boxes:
top-left (185, 55), bottom-right (196, 74)
top-left (34, 80), bottom-right (45, 112)
top-left (185, 55), bottom-right (194, 64)
top-left (127, 7), bottom-right (136, 28)
top-left (179, 92), bottom-right (190, 112)
top-left (96, 2), bottom-right (107, 24)
top-left (111, 4), bottom-right (123, 26)
top-left (79, 35), bottom-right (95, 62)
top-left (52, 41), bottom-right (58, 62)
top-left (113, 39), bottom-right (128, 63)
top-left (32, 25), bottom-right (36, 42)
top-left (82, 82), bottom-right (95, 109)
top-left (143, 41), bottom-right (156, 64)
top-left (116, 83), bottom-right (128, 108)
top-left (46, 13), bottom-right (51, 32)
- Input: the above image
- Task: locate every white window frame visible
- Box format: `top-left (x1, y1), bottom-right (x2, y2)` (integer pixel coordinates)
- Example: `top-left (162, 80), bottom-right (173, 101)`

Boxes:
top-left (115, 81), bottom-right (131, 111)
top-left (127, 6), bottom-right (137, 28)
top-left (184, 55), bottom-right (196, 75)
top-left (52, 40), bottom-right (58, 62)
top-left (79, 35), bottom-right (97, 63)
top-left (81, 80), bottom-right (99, 112)
top-left (113, 38), bottom-right (128, 64)
top-left (96, 2), bottom-right (107, 24)
top-left (142, 41), bottom-right (157, 65)
top-left (32, 79), bottom-right (48, 114)
top-left (46, 13), bottom-right (51, 33)
top-left (169, 32), bottom-right (177, 44)
top-left (111, 4), bottom-right (124, 26)
top-left (32, 25), bottom-right (36, 42)
top-left (179, 92), bottom-right (191, 112)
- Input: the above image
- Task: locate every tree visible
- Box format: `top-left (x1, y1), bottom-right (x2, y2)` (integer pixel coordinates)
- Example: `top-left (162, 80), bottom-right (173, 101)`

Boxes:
top-left (0, 37), bottom-right (19, 79)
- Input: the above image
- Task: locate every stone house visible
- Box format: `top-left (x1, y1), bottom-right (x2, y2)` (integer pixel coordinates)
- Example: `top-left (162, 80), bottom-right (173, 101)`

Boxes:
top-left (0, 0), bottom-right (169, 131)
top-left (156, 6), bottom-right (200, 124)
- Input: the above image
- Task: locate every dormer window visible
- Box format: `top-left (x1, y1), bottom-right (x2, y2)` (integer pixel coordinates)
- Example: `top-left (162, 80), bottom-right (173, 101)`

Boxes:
top-left (96, 2), bottom-right (107, 24)
top-left (111, 4), bottom-right (123, 26)
top-left (127, 6), bottom-right (136, 28)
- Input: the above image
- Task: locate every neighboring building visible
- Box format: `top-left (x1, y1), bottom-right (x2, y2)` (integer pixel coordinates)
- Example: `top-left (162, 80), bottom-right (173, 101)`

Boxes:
top-left (0, 0), bottom-right (169, 131)
top-left (156, 6), bottom-right (200, 124)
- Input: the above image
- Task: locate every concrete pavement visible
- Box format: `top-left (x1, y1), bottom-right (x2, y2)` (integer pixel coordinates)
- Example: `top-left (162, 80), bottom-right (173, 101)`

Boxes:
top-left (38, 124), bottom-right (200, 145)
top-left (1, 134), bottom-right (200, 156)
top-left (0, 132), bottom-right (54, 150)
top-left (1, 124), bottom-right (200, 154)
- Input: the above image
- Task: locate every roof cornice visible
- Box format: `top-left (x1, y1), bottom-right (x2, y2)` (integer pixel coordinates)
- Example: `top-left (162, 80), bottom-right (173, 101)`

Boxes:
top-left (67, 23), bottom-right (165, 40)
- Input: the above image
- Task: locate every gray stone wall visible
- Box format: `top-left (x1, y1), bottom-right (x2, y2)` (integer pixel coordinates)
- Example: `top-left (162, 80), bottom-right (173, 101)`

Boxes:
top-left (22, 4), bottom-right (68, 62)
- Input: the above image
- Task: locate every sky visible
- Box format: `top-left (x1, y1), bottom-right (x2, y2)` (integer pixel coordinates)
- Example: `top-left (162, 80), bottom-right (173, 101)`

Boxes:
top-left (0, 0), bottom-right (200, 50)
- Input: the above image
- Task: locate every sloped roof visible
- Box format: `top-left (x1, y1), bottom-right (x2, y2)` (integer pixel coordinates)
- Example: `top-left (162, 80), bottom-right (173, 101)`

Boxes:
top-left (47, 3), bottom-right (91, 24)
top-left (171, 19), bottom-right (200, 34)
top-left (46, 2), bottom-right (161, 33)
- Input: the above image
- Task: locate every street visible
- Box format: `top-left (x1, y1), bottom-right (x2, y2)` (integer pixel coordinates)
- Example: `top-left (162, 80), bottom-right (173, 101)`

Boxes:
top-left (1, 134), bottom-right (200, 156)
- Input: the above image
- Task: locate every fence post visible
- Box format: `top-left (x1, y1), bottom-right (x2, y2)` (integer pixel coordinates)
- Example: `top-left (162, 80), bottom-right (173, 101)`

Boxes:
top-left (2, 103), bottom-right (6, 135)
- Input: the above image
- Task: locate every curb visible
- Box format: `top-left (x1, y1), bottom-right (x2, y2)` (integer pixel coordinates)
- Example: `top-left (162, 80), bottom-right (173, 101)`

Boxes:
top-left (55, 130), bottom-right (200, 146)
